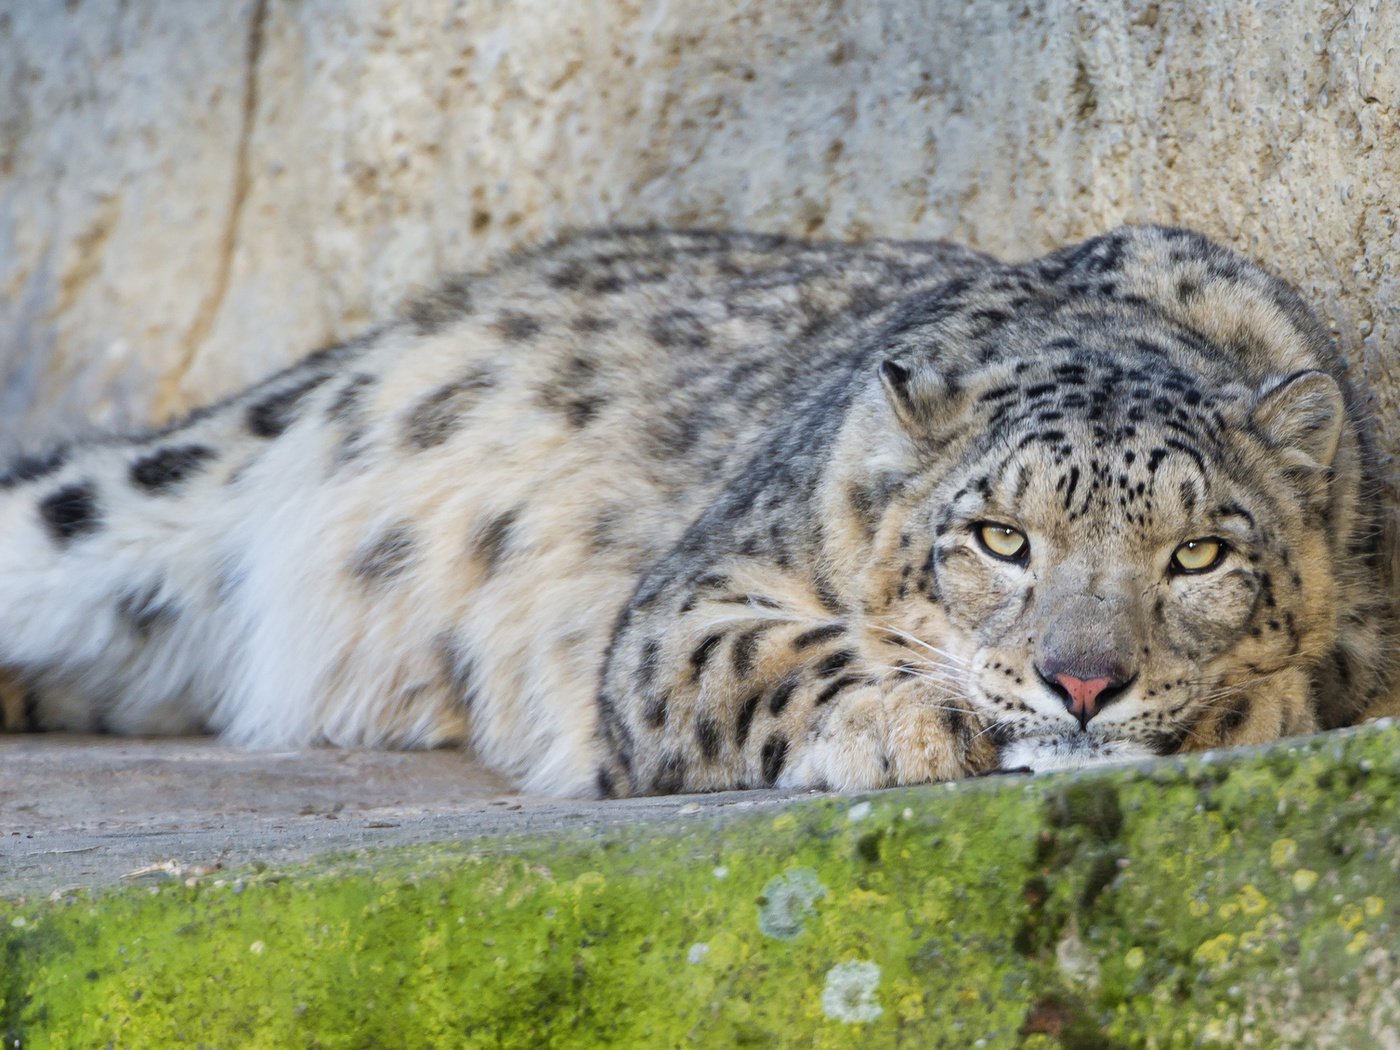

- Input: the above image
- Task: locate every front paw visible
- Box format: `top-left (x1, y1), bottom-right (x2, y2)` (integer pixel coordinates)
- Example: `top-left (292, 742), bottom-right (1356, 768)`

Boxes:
top-left (777, 682), bottom-right (995, 791)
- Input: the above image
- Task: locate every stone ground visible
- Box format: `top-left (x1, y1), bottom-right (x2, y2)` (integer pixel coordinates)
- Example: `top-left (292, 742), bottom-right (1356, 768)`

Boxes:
top-left (8, 723), bottom-right (1400, 1046)
top-left (0, 735), bottom-right (805, 897)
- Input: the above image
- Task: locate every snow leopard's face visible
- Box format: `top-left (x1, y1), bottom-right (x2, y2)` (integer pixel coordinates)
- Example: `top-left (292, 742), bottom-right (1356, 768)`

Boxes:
top-left (916, 353), bottom-right (1337, 772)
top-left (856, 237), bottom-right (1352, 775)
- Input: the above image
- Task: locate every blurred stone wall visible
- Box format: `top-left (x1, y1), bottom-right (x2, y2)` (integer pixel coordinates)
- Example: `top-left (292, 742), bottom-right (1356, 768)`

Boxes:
top-left (1, 0), bottom-right (1396, 476)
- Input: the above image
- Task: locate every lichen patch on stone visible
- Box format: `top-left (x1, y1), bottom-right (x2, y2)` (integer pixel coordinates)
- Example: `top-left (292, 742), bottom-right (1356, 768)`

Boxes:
top-left (821, 961), bottom-right (883, 1023)
top-left (756, 867), bottom-right (826, 941)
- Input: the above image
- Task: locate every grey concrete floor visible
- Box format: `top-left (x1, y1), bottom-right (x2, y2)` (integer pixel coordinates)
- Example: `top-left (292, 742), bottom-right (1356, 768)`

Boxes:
top-left (0, 735), bottom-right (809, 897)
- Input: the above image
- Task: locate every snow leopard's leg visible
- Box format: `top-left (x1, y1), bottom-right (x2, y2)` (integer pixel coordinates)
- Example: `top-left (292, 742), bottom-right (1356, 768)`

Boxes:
top-left (595, 564), bottom-right (997, 797)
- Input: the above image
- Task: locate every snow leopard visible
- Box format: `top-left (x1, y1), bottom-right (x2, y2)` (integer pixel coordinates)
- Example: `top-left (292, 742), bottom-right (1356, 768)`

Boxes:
top-left (0, 225), bottom-right (1394, 797)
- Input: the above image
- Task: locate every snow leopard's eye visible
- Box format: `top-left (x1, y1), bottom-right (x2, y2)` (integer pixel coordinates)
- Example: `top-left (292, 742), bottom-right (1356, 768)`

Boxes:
top-left (975, 523), bottom-right (1029, 563)
top-left (1171, 537), bottom-right (1226, 574)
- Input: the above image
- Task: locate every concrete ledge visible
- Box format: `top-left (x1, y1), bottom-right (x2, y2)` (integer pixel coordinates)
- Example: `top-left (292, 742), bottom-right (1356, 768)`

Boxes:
top-left (4, 723), bottom-right (1399, 1047)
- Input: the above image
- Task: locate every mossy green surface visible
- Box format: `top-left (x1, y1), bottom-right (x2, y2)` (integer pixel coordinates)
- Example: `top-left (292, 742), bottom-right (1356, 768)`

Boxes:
top-left (4, 725), bottom-right (1400, 1048)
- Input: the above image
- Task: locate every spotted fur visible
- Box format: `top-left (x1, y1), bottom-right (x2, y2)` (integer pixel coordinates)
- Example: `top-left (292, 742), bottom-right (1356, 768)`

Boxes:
top-left (0, 227), bottom-right (1394, 795)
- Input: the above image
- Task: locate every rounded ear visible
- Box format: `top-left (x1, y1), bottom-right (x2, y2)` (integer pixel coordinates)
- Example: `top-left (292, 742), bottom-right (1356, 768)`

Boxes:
top-left (878, 357), bottom-right (955, 434)
top-left (1251, 370), bottom-right (1345, 470)
top-left (878, 360), bottom-right (917, 423)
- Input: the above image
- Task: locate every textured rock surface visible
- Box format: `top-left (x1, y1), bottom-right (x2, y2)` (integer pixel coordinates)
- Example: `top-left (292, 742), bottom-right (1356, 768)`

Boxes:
top-left (0, 735), bottom-right (805, 896)
top-left (5, 722), bottom-right (1400, 1048)
top-left (1, 1), bottom-right (1396, 492)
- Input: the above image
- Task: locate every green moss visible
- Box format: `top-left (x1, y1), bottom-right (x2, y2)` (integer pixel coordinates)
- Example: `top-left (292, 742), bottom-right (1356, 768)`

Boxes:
top-left (5, 724), bottom-right (1400, 1048)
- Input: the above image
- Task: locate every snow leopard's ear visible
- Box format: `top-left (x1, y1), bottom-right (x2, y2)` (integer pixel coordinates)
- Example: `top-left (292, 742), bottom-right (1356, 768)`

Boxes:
top-left (1251, 369), bottom-right (1345, 471)
top-left (878, 357), bottom-right (958, 434)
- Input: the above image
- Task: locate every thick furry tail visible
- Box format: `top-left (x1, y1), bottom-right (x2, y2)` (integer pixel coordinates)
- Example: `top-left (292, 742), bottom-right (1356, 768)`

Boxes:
top-left (0, 429), bottom-right (251, 732)
top-left (0, 347), bottom-right (360, 734)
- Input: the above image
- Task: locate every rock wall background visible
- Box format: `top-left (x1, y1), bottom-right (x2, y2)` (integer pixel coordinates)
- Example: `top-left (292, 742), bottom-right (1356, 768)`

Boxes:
top-left (1, 0), bottom-right (1396, 479)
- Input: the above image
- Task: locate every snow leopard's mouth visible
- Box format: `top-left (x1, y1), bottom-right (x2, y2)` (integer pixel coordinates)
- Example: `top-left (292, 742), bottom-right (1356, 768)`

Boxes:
top-left (996, 732), bottom-right (1156, 773)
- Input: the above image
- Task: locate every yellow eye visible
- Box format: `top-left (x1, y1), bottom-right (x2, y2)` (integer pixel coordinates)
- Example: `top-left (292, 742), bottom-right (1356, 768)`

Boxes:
top-left (977, 523), bottom-right (1029, 562)
top-left (1172, 538), bottom-right (1225, 574)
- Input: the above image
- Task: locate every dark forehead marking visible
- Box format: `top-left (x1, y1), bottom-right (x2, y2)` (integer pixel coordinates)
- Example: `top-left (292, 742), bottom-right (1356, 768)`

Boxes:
top-left (977, 384), bottom-right (1020, 404)
top-left (1012, 464), bottom-right (1032, 502)
top-left (1164, 439), bottom-right (1209, 474)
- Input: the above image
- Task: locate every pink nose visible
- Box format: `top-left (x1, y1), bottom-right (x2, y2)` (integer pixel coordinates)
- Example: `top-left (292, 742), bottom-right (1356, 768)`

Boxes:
top-left (1054, 674), bottom-right (1114, 721)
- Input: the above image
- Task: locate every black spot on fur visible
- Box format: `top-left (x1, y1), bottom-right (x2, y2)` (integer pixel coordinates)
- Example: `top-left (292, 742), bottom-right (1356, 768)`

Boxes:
top-left (689, 633), bottom-right (724, 678)
top-left (652, 752), bottom-right (686, 794)
top-left (1221, 695), bottom-right (1251, 733)
top-left (589, 274), bottom-right (624, 295)
top-left (329, 373), bottom-right (375, 419)
top-left (327, 373), bottom-right (377, 466)
top-left (20, 686), bottom-right (43, 732)
top-left (571, 313), bottom-right (616, 335)
top-left (1151, 723), bottom-right (1194, 756)
top-left (793, 623), bottom-right (845, 649)
top-left (643, 692), bottom-right (669, 728)
top-left (0, 446), bottom-right (68, 490)
top-left (694, 571), bottom-right (729, 592)
top-left (977, 384), bottom-right (1019, 403)
top-left (814, 674), bottom-right (861, 706)
top-left (406, 276), bottom-right (473, 334)
top-left (596, 766), bottom-right (616, 799)
top-left (696, 715), bottom-right (722, 761)
top-left (116, 581), bottom-right (178, 638)
top-left (495, 311), bottom-right (542, 341)
top-left (761, 735), bottom-right (789, 785)
top-left (816, 649), bottom-right (857, 677)
top-left (538, 354), bottom-right (609, 429)
top-left (649, 309), bottom-right (711, 351)
top-left (814, 577), bottom-right (846, 614)
top-left (39, 482), bottom-right (101, 543)
top-left (1061, 465), bottom-right (1081, 510)
top-left (768, 675), bottom-right (800, 715)
top-left (436, 633), bottom-right (477, 707)
top-left (247, 373), bottom-right (332, 438)
top-left (130, 444), bottom-right (216, 494)
top-left (402, 368), bottom-right (495, 449)
top-left (735, 692), bottom-right (762, 746)
top-left (637, 638), bottom-right (661, 690)
top-left (352, 524), bottom-right (417, 586)
top-left (1165, 438), bottom-right (1208, 473)
top-left (732, 626), bottom-right (765, 680)
top-left (472, 508), bottom-right (519, 576)
top-left (846, 473), bottom-right (906, 536)
top-left (547, 261), bottom-right (586, 290)
top-left (940, 705), bottom-right (971, 744)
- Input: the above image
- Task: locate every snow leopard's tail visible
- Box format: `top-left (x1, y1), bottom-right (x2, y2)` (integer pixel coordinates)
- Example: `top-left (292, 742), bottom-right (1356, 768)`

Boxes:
top-left (0, 345), bottom-right (358, 736)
